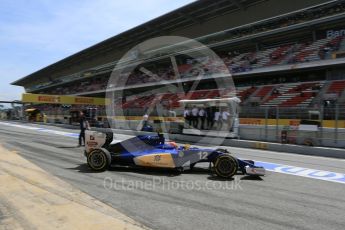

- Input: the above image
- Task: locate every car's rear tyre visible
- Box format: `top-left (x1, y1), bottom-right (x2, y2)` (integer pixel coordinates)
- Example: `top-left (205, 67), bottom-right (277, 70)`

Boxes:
top-left (214, 155), bottom-right (238, 178)
top-left (87, 149), bottom-right (111, 171)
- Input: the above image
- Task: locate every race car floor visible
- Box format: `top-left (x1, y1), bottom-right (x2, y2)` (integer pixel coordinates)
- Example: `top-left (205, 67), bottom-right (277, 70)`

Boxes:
top-left (0, 121), bottom-right (344, 230)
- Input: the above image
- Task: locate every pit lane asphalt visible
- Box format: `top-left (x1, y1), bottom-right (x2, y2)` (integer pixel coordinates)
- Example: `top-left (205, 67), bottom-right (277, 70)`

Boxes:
top-left (0, 122), bottom-right (344, 230)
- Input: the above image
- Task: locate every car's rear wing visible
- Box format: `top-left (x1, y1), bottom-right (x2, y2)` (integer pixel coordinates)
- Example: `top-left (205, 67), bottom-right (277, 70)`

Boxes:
top-left (85, 131), bottom-right (113, 152)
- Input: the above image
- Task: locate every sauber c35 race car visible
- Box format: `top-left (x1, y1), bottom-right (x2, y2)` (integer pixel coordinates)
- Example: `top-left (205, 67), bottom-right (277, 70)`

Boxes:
top-left (84, 131), bottom-right (265, 178)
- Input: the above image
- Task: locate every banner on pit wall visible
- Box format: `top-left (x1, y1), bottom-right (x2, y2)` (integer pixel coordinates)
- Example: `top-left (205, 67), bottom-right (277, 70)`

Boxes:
top-left (240, 118), bottom-right (345, 128)
top-left (22, 93), bottom-right (110, 105)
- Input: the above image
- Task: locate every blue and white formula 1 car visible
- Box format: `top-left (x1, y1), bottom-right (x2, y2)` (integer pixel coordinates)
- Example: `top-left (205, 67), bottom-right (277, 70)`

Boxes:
top-left (84, 131), bottom-right (265, 178)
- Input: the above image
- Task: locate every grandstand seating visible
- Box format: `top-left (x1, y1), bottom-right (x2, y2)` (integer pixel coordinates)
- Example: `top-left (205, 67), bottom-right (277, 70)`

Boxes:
top-left (37, 33), bottom-right (345, 97)
top-left (185, 36), bottom-right (345, 76)
top-left (43, 76), bottom-right (345, 110)
top-left (116, 81), bottom-right (329, 109)
top-left (254, 86), bottom-right (274, 99)
top-left (280, 92), bottom-right (314, 107)
top-left (265, 45), bottom-right (293, 66)
top-left (261, 84), bottom-right (299, 107)
top-left (297, 38), bottom-right (331, 62)
top-left (250, 48), bottom-right (276, 69)
top-left (327, 80), bottom-right (345, 95)
top-left (261, 82), bottom-right (324, 107)
top-left (202, 1), bottom-right (345, 47)
top-left (123, 82), bottom-right (328, 109)
top-left (236, 86), bottom-right (257, 102)
top-left (35, 79), bottom-right (345, 118)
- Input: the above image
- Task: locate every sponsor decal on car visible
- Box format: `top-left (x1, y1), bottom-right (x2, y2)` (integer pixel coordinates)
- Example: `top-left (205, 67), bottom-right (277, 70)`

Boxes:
top-left (154, 155), bottom-right (161, 162)
top-left (86, 141), bottom-right (99, 147)
top-left (134, 153), bottom-right (175, 168)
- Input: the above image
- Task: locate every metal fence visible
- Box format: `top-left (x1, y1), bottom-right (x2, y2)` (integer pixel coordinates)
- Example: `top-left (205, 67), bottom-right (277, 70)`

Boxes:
top-left (240, 105), bottom-right (345, 120)
top-left (3, 103), bottom-right (344, 148)
top-left (238, 104), bottom-right (345, 148)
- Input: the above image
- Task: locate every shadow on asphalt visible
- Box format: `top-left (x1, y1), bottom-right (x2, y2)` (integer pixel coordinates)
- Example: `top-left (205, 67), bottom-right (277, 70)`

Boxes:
top-left (57, 146), bottom-right (82, 149)
top-left (66, 164), bottom-right (104, 173)
top-left (240, 175), bottom-right (263, 181)
top-left (67, 163), bottom-right (183, 176)
top-left (67, 164), bottom-right (259, 181)
top-left (207, 175), bottom-right (235, 181)
top-left (67, 164), bottom-right (216, 178)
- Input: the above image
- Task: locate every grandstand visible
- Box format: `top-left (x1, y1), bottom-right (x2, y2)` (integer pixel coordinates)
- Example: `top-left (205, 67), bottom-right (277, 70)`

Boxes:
top-left (11, 0), bottom-right (345, 133)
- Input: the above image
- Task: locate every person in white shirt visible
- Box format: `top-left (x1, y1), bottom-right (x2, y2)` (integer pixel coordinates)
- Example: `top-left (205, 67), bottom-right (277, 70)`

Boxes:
top-left (198, 107), bottom-right (206, 129)
top-left (191, 106), bottom-right (199, 128)
top-left (221, 110), bottom-right (231, 130)
top-left (143, 113), bottom-right (149, 121)
top-left (183, 107), bottom-right (191, 127)
top-left (214, 110), bottom-right (221, 130)
top-left (221, 110), bottom-right (230, 121)
top-left (169, 110), bottom-right (176, 117)
top-left (142, 112), bottom-right (149, 129)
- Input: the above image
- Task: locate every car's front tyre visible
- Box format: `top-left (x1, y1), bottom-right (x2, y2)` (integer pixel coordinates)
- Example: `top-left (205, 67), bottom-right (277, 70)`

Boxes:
top-left (87, 149), bottom-right (111, 171)
top-left (214, 155), bottom-right (238, 178)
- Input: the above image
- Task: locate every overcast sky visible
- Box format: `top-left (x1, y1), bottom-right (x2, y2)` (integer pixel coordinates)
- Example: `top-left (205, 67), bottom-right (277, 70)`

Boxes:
top-left (0, 0), bottom-right (195, 104)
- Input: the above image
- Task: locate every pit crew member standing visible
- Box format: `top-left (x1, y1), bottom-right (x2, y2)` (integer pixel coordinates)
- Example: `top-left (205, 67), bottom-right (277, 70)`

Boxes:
top-left (221, 109), bottom-right (231, 130)
top-left (78, 111), bottom-right (90, 147)
top-left (184, 107), bottom-right (191, 127)
top-left (214, 110), bottom-right (221, 130)
top-left (191, 106), bottom-right (199, 128)
top-left (142, 112), bottom-right (149, 127)
top-left (206, 107), bottom-right (214, 129)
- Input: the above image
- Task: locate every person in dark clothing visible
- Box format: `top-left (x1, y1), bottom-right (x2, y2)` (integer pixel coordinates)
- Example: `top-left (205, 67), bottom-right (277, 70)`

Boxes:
top-left (198, 107), bottom-right (206, 130)
top-left (191, 106), bottom-right (199, 129)
top-left (206, 107), bottom-right (214, 129)
top-left (78, 111), bottom-right (89, 147)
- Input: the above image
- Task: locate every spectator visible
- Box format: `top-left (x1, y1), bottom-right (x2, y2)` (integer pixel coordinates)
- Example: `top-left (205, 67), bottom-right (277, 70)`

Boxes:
top-left (191, 106), bottom-right (199, 128)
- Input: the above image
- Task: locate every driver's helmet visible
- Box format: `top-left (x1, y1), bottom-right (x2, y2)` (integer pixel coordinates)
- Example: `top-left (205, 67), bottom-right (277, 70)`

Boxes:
top-left (167, 141), bottom-right (178, 149)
